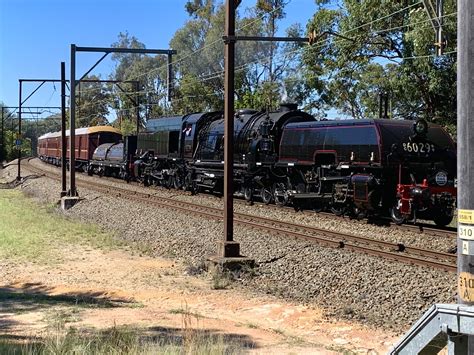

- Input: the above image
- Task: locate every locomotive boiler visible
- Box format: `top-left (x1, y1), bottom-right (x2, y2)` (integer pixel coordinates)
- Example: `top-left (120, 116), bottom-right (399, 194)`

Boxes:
top-left (191, 103), bottom-right (315, 200)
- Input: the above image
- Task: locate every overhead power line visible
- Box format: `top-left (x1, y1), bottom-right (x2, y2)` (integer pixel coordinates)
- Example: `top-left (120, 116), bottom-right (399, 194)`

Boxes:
top-left (75, 1), bottom-right (455, 118)
top-left (122, 0), bottom-right (292, 84)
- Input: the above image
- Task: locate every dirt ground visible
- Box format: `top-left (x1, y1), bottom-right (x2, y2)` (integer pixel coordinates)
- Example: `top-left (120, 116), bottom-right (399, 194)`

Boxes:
top-left (0, 238), bottom-right (398, 354)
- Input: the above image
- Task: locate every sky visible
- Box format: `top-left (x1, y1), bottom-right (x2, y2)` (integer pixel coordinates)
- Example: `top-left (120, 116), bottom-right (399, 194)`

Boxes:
top-left (0, 0), bottom-right (317, 118)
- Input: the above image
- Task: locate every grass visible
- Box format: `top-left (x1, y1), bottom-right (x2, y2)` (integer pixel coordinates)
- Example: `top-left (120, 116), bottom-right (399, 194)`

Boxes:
top-left (0, 287), bottom-right (124, 316)
top-left (0, 189), bottom-right (122, 264)
top-left (0, 311), bottom-right (247, 355)
top-left (244, 322), bottom-right (259, 329)
top-left (211, 268), bottom-right (233, 290)
top-left (169, 308), bottom-right (203, 319)
top-left (325, 344), bottom-right (358, 355)
top-left (43, 308), bottom-right (82, 328)
top-left (0, 190), bottom-right (255, 354)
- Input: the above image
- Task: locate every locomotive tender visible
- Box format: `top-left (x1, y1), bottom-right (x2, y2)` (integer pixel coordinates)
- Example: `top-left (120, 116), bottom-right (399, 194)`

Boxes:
top-left (88, 136), bottom-right (137, 180)
top-left (39, 105), bottom-right (457, 226)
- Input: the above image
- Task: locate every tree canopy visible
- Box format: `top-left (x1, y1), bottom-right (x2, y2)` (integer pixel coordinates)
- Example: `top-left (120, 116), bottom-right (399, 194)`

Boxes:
top-left (303, 0), bottom-right (456, 129)
top-left (77, 0), bottom-right (460, 134)
top-left (2, 0), bottom-right (458, 145)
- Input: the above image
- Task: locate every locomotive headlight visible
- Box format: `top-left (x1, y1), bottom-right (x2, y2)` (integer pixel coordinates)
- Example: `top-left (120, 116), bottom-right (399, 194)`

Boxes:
top-left (410, 186), bottom-right (431, 200)
top-left (410, 187), bottom-right (423, 197)
top-left (414, 119), bottom-right (428, 136)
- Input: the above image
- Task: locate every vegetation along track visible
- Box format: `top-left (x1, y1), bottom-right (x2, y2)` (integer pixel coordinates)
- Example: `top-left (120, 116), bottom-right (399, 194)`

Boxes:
top-left (24, 159), bottom-right (456, 273)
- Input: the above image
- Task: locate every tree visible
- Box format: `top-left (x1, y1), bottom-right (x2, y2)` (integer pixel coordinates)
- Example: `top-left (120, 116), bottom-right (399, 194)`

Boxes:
top-left (303, 0), bottom-right (456, 127)
top-left (76, 74), bottom-right (110, 127)
top-left (170, 1), bottom-right (227, 112)
top-left (171, 0), bottom-right (295, 113)
top-left (255, 0), bottom-right (287, 82)
top-left (110, 31), bottom-right (169, 131)
top-left (237, 22), bottom-right (317, 112)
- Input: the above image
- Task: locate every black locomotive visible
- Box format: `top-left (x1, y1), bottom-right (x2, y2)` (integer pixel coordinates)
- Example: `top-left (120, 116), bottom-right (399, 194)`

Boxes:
top-left (85, 104), bottom-right (456, 226)
top-left (277, 119), bottom-right (456, 225)
top-left (191, 104), bottom-right (314, 200)
top-left (133, 111), bottom-right (223, 189)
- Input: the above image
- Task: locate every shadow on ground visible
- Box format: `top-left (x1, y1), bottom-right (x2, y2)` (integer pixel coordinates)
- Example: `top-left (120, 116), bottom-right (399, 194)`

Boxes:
top-left (0, 282), bottom-right (133, 331)
top-left (145, 325), bottom-right (258, 349)
top-left (0, 324), bottom-right (258, 353)
top-left (0, 283), bottom-right (258, 352)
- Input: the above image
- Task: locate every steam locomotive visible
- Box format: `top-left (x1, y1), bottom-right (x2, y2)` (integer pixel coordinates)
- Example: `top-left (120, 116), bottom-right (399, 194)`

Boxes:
top-left (39, 104), bottom-right (457, 226)
top-left (277, 118), bottom-right (456, 226)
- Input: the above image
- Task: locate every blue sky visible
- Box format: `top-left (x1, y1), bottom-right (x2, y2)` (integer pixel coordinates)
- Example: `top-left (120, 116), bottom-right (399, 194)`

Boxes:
top-left (0, 0), bottom-right (317, 116)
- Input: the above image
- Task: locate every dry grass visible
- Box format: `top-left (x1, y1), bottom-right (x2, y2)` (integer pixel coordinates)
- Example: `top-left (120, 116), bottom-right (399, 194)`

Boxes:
top-left (0, 189), bottom-right (121, 264)
top-left (0, 308), bottom-right (245, 355)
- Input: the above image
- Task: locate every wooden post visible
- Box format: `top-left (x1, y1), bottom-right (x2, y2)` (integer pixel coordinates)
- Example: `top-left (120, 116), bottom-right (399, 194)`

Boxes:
top-left (457, 0), bottom-right (474, 349)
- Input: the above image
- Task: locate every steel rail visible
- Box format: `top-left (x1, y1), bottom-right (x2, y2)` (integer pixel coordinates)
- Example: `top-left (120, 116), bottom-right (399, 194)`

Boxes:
top-left (25, 159), bottom-right (456, 272)
top-left (56, 162), bottom-right (457, 240)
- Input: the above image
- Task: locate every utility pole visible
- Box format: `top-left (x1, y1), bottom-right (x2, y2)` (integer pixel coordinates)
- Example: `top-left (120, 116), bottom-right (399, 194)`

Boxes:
top-left (66, 44), bottom-right (176, 202)
top-left (17, 81), bottom-right (22, 180)
top-left (0, 108), bottom-right (3, 163)
top-left (222, 0), bottom-right (240, 258)
top-left (216, 0), bottom-right (311, 264)
top-left (69, 44), bottom-right (77, 196)
top-left (457, 0), bottom-right (474, 311)
top-left (436, 0), bottom-right (444, 55)
top-left (61, 62), bottom-right (67, 197)
top-left (209, 0), bottom-right (254, 267)
top-left (422, 0), bottom-right (445, 55)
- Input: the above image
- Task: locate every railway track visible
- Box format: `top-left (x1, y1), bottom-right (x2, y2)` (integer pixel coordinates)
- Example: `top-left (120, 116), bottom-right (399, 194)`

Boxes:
top-left (252, 204), bottom-right (457, 240)
top-left (395, 222), bottom-right (457, 238)
top-left (101, 174), bottom-right (458, 240)
top-left (24, 159), bottom-right (457, 273)
top-left (34, 157), bottom-right (456, 240)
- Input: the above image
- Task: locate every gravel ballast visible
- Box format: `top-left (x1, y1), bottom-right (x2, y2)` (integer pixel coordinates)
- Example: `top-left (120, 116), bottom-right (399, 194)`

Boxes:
top-left (1, 160), bottom-right (457, 331)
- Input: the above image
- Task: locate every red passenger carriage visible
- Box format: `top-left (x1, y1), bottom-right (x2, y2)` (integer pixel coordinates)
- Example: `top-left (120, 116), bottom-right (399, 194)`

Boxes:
top-left (37, 126), bottom-right (122, 170)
